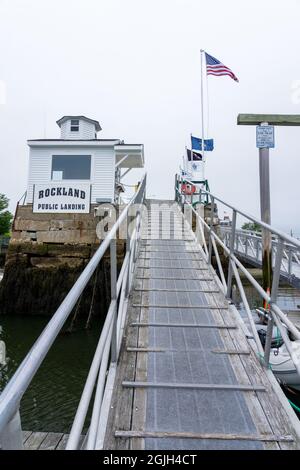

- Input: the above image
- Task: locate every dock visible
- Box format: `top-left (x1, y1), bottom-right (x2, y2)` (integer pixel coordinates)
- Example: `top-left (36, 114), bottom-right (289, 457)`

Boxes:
top-left (103, 200), bottom-right (300, 450)
top-left (22, 432), bottom-right (85, 450)
top-left (1, 182), bottom-right (300, 451)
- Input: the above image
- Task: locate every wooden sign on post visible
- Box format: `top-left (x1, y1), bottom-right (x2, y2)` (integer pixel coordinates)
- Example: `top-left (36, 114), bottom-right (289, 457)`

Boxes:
top-left (237, 114), bottom-right (300, 315)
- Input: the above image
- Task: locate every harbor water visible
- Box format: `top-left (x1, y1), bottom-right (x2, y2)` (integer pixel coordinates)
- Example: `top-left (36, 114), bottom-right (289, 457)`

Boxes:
top-left (1, 279), bottom-right (300, 433)
top-left (0, 314), bottom-right (103, 433)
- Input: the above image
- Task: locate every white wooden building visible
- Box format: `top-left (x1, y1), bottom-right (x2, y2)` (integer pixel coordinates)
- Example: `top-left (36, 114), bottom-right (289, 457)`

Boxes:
top-left (26, 115), bottom-right (144, 214)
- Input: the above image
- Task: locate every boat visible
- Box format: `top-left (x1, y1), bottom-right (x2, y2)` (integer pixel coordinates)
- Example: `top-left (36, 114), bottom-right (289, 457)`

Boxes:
top-left (255, 307), bottom-right (300, 390)
top-left (255, 324), bottom-right (283, 348)
top-left (268, 340), bottom-right (300, 391)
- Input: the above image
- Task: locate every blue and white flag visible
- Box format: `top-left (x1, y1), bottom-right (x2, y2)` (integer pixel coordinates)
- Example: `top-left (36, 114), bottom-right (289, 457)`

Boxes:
top-left (191, 135), bottom-right (214, 152)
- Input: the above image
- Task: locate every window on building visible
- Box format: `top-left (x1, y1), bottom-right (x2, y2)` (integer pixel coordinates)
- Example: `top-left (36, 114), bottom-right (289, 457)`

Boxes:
top-left (70, 119), bottom-right (79, 132)
top-left (51, 155), bottom-right (91, 180)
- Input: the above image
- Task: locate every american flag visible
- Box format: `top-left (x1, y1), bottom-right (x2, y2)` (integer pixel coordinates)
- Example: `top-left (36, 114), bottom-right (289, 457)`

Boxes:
top-left (205, 52), bottom-right (239, 82)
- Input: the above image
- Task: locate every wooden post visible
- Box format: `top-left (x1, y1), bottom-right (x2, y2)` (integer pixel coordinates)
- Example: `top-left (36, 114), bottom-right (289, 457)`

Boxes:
top-left (236, 114), bottom-right (300, 308)
top-left (259, 139), bottom-right (272, 306)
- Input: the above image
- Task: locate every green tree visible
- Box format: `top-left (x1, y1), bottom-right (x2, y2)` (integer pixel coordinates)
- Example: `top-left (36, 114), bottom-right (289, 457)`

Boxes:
top-left (242, 222), bottom-right (261, 232)
top-left (0, 194), bottom-right (13, 236)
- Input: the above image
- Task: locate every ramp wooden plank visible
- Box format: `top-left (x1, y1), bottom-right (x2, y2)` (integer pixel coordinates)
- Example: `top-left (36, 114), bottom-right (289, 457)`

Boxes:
top-left (23, 432), bottom-right (48, 450)
top-left (22, 431), bottom-right (33, 444)
top-left (115, 430), bottom-right (294, 442)
top-left (39, 432), bottom-right (64, 450)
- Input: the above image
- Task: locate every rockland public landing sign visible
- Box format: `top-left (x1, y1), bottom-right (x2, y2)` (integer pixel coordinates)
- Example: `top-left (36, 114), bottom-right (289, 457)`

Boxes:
top-left (33, 183), bottom-right (91, 213)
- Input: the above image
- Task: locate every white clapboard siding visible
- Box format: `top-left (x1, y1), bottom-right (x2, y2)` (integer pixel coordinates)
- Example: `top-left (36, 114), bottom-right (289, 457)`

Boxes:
top-left (27, 147), bottom-right (52, 203)
top-left (92, 148), bottom-right (115, 202)
top-left (60, 119), bottom-right (96, 140)
top-left (27, 146), bottom-right (115, 205)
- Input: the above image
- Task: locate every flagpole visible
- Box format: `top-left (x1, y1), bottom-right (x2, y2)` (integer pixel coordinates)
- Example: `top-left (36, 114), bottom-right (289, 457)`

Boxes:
top-left (200, 49), bottom-right (205, 184)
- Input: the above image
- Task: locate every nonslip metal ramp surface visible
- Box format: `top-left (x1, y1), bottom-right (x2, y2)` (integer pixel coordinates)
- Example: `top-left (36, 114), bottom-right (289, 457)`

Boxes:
top-left (104, 200), bottom-right (300, 450)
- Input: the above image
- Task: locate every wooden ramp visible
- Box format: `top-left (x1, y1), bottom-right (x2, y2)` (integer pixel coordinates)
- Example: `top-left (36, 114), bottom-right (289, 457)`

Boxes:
top-left (22, 431), bottom-right (85, 450)
top-left (103, 200), bottom-right (300, 450)
top-left (22, 431), bottom-right (68, 450)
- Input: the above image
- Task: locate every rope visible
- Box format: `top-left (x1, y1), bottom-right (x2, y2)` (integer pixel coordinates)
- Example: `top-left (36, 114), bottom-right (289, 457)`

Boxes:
top-left (68, 292), bottom-right (83, 332)
top-left (256, 352), bottom-right (272, 370)
top-left (85, 266), bottom-right (98, 329)
top-left (275, 327), bottom-right (281, 347)
top-left (288, 399), bottom-right (300, 413)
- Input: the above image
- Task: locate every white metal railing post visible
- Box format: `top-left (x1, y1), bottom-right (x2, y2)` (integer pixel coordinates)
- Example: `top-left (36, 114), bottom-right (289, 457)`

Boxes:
top-left (125, 211), bottom-right (131, 298)
top-left (230, 260), bottom-right (265, 356)
top-left (211, 235), bottom-right (227, 292)
top-left (288, 248), bottom-right (292, 276)
top-left (264, 238), bottom-right (284, 366)
top-left (208, 196), bottom-right (215, 265)
top-left (110, 238), bottom-right (117, 364)
top-left (256, 237), bottom-right (259, 260)
top-left (0, 410), bottom-right (23, 450)
top-left (226, 210), bottom-right (237, 299)
top-left (195, 205), bottom-right (209, 260)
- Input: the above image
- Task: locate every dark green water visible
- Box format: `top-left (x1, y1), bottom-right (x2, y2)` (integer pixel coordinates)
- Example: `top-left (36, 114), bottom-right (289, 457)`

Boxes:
top-left (0, 315), bottom-right (102, 433)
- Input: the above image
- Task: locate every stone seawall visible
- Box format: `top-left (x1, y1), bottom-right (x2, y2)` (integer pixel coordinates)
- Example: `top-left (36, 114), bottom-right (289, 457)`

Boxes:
top-left (0, 241), bottom-right (125, 317)
top-left (0, 204), bottom-right (126, 318)
top-left (12, 204), bottom-right (101, 244)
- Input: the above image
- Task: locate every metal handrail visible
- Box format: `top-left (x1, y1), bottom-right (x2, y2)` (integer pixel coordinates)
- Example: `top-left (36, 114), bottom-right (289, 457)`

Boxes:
top-left (175, 178), bottom-right (300, 383)
top-left (0, 174), bottom-right (146, 450)
top-left (222, 227), bottom-right (300, 251)
top-left (182, 181), bottom-right (300, 250)
top-left (221, 227), bottom-right (300, 281)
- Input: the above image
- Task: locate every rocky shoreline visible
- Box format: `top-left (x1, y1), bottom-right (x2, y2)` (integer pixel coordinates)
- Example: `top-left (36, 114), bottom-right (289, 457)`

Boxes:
top-left (0, 240), bottom-right (125, 318)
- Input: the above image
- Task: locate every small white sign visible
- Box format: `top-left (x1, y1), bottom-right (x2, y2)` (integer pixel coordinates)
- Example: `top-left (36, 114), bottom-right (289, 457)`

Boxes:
top-left (256, 125), bottom-right (275, 148)
top-left (33, 183), bottom-right (91, 213)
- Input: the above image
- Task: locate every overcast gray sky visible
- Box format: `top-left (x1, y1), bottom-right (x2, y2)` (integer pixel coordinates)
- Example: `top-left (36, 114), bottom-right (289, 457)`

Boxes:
top-left (0, 0), bottom-right (300, 234)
